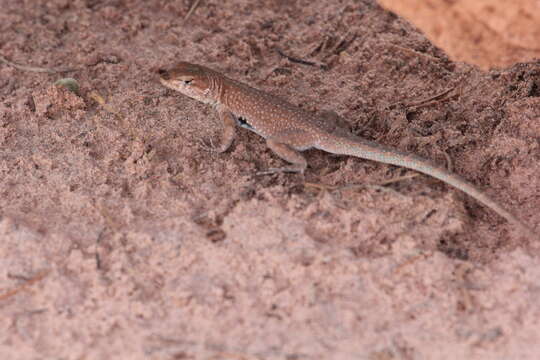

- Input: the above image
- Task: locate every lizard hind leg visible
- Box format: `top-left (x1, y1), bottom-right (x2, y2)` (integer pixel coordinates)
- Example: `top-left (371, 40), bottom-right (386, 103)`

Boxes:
top-left (318, 110), bottom-right (352, 135)
top-left (257, 138), bottom-right (308, 175)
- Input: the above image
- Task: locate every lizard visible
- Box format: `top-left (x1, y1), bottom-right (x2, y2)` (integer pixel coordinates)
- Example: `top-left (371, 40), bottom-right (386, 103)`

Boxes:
top-left (157, 62), bottom-right (537, 239)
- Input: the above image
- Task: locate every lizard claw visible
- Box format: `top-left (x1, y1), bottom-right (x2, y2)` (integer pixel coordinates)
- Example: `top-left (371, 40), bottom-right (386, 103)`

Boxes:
top-left (198, 138), bottom-right (227, 153)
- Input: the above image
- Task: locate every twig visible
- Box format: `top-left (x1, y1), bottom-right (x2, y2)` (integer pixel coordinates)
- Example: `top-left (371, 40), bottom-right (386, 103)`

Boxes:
top-left (388, 86), bottom-right (456, 109)
top-left (329, 30), bottom-right (356, 56)
top-left (404, 86), bottom-right (456, 108)
top-left (0, 54), bottom-right (77, 73)
top-left (393, 252), bottom-right (430, 274)
top-left (378, 173), bottom-right (420, 185)
top-left (391, 44), bottom-right (442, 63)
top-left (0, 270), bottom-right (50, 301)
top-left (184, 0), bottom-right (202, 21)
top-left (276, 49), bottom-right (327, 69)
top-left (304, 182), bottom-right (339, 191)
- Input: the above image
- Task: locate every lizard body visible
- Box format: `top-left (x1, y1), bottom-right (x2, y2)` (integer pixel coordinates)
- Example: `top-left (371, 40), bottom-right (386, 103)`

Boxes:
top-left (158, 62), bottom-right (536, 239)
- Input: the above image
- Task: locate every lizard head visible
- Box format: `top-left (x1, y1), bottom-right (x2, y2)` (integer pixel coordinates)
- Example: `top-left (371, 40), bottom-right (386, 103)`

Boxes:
top-left (157, 62), bottom-right (216, 104)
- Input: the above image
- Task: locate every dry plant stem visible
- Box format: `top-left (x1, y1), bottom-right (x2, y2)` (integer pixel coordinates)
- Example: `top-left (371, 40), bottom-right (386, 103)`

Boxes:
top-left (404, 87), bottom-right (456, 108)
top-left (184, 0), bottom-right (202, 21)
top-left (276, 49), bottom-right (321, 67)
top-left (0, 54), bottom-right (77, 73)
top-left (391, 44), bottom-right (443, 64)
top-left (0, 270), bottom-right (50, 301)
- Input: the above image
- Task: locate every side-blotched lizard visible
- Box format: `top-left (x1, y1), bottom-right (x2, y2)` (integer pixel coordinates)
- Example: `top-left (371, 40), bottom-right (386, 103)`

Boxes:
top-left (158, 62), bottom-right (536, 239)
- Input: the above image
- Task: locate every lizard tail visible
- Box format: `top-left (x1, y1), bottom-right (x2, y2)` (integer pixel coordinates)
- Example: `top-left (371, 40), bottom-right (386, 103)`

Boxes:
top-left (316, 133), bottom-right (537, 239)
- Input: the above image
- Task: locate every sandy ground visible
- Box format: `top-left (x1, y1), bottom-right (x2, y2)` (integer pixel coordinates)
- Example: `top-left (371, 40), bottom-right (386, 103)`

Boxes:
top-left (1, 0), bottom-right (539, 359)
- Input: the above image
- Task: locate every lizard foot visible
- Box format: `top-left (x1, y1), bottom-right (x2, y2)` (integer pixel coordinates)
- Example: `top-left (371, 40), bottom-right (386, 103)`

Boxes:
top-left (198, 138), bottom-right (228, 154)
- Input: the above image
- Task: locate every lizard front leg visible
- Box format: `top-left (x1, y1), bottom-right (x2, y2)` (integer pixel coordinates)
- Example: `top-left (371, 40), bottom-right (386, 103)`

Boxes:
top-left (214, 105), bottom-right (237, 153)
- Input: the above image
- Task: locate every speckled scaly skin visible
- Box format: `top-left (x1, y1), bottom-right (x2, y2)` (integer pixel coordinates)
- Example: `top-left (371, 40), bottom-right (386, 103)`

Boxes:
top-left (158, 62), bottom-right (536, 239)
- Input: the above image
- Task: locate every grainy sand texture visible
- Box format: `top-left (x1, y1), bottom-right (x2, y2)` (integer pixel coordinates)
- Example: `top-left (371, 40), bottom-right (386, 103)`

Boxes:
top-left (1, 0), bottom-right (539, 359)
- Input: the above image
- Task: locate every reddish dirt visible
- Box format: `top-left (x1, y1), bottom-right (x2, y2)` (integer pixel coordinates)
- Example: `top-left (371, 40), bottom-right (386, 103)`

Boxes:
top-left (1, 0), bottom-right (539, 359)
top-left (378, 0), bottom-right (540, 70)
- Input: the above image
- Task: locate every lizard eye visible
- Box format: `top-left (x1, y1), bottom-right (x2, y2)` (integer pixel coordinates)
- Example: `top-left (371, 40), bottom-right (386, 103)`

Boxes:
top-left (183, 79), bottom-right (193, 85)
